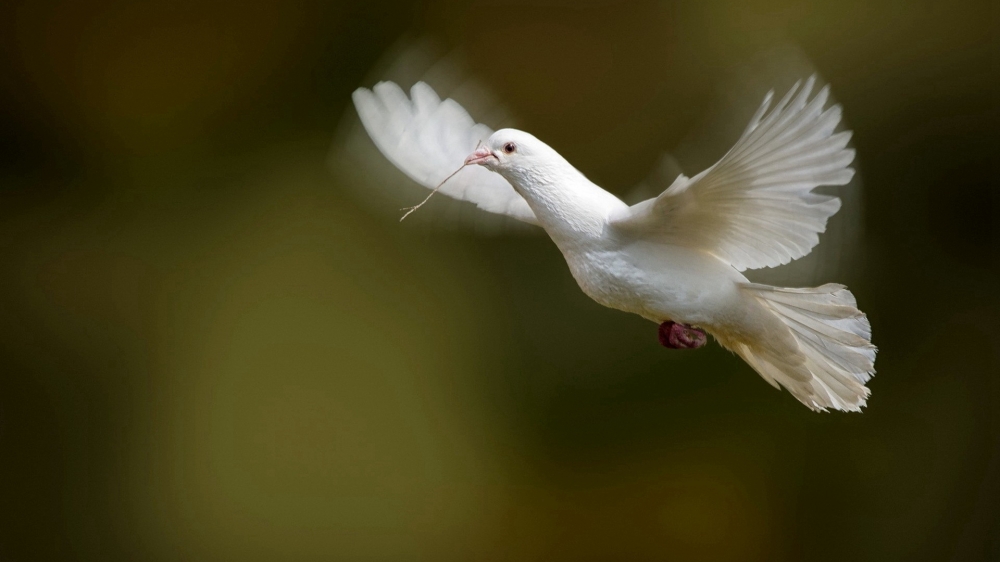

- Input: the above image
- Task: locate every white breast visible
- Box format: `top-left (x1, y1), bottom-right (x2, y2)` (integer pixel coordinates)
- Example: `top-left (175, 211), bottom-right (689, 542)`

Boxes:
top-left (561, 240), bottom-right (748, 325)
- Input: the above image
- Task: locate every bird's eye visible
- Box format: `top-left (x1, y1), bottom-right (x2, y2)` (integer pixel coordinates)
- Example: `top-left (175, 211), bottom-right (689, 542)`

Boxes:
top-left (502, 142), bottom-right (517, 154)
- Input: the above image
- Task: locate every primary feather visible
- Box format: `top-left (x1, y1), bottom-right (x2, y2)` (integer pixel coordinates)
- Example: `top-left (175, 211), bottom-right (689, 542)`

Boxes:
top-left (611, 76), bottom-right (854, 271)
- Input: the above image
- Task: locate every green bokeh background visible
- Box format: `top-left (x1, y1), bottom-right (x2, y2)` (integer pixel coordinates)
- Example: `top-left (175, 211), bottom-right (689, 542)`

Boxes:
top-left (0, 1), bottom-right (996, 560)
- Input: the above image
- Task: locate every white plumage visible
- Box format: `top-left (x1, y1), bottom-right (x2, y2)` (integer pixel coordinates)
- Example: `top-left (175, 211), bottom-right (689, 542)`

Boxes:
top-left (352, 76), bottom-right (877, 412)
top-left (612, 77), bottom-right (852, 271)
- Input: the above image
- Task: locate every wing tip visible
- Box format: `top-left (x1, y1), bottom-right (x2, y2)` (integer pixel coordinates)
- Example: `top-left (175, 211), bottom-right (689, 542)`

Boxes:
top-left (409, 81), bottom-right (440, 106)
top-left (372, 80), bottom-right (405, 100)
top-left (352, 86), bottom-right (374, 106)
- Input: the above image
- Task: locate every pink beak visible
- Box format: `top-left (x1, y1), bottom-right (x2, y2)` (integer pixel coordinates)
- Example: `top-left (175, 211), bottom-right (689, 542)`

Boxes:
top-left (464, 146), bottom-right (495, 166)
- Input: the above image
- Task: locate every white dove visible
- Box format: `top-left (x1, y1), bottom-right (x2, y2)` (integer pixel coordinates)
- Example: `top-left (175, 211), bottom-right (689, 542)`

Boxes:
top-left (352, 76), bottom-right (876, 412)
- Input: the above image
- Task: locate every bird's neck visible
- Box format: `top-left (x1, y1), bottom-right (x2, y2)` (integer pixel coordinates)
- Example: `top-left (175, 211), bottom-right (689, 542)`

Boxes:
top-left (500, 162), bottom-right (627, 248)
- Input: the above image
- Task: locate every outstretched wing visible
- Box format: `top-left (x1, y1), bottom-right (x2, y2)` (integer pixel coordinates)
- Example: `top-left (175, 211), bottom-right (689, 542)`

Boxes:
top-left (353, 81), bottom-right (538, 225)
top-left (610, 76), bottom-right (854, 271)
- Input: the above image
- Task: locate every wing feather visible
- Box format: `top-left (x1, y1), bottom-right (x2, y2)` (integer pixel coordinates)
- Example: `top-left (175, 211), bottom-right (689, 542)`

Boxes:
top-left (611, 76), bottom-right (854, 270)
top-left (353, 81), bottom-right (538, 224)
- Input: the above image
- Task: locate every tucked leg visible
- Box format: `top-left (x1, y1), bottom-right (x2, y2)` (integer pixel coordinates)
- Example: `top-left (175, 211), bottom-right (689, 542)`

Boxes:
top-left (658, 321), bottom-right (707, 349)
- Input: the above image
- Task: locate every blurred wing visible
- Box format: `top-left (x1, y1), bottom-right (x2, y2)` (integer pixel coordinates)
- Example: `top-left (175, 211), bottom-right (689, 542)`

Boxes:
top-left (353, 81), bottom-right (538, 225)
top-left (612, 76), bottom-right (854, 271)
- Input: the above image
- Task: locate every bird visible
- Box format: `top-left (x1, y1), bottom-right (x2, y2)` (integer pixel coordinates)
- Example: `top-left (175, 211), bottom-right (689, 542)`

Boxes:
top-left (352, 76), bottom-right (876, 412)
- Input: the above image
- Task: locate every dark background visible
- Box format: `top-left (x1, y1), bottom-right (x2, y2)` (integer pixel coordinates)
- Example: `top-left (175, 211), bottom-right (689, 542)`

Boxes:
top-left (0, 1), bottom-right (997, 560)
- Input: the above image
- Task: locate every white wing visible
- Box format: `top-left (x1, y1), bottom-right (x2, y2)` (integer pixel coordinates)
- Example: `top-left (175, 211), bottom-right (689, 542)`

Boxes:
top-left (353, 81), bottom-right (538, 225)
top-left (611, 76), bottom-right (854, 271)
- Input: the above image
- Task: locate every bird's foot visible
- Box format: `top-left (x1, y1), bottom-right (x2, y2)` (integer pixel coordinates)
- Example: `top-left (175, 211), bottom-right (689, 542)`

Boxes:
top-left (658, 321), bottom-right (707, 349)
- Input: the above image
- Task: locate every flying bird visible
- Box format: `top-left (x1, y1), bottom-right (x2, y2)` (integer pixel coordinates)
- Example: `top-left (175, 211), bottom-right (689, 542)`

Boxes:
top-left (352, 76), bottom-right (876, 412)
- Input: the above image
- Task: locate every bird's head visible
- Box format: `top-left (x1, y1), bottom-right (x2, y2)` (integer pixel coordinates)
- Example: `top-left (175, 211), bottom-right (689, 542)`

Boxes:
top-left (463, 127), bottom-right (621, 236)
top-left (464, 129), bottom-right (552, 175)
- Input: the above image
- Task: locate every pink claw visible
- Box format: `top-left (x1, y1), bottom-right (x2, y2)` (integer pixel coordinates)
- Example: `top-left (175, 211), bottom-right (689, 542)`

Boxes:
top-left (658, 321), bottom-right (707, 349)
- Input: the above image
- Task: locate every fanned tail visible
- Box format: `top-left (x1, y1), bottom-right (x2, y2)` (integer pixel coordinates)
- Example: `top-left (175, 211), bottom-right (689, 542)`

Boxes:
top-left (733, 283), bottom-right (877, 412)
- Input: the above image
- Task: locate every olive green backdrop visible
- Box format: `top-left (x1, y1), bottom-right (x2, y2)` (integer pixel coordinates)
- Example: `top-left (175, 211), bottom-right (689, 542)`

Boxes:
top-left (0, 1), bottom-right (996, 560)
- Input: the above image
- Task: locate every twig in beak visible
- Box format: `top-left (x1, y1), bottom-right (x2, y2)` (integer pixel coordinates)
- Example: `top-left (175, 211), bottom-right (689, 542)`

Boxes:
top-left (400, 141), bottom-right (481, 222)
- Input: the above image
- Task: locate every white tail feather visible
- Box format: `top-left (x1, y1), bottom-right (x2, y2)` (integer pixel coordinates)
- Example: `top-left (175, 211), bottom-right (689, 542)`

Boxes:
top-left (735, 283), bottom-right (877, 412)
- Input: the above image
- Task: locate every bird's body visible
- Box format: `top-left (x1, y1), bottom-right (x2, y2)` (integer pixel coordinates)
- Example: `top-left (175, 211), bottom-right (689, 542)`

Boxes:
top-left (352, 77), bottom-right (877, 412)
top-left (568, 238), bottom-right (753, 330)
top-left (493, 146), bottom-right (746, 328)
top-left (488, 135), bottom-right (795, 369)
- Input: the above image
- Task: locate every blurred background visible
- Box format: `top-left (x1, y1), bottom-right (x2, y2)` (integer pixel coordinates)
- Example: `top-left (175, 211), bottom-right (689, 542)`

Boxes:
top-left (0, 0), bottom-right (996, 560)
